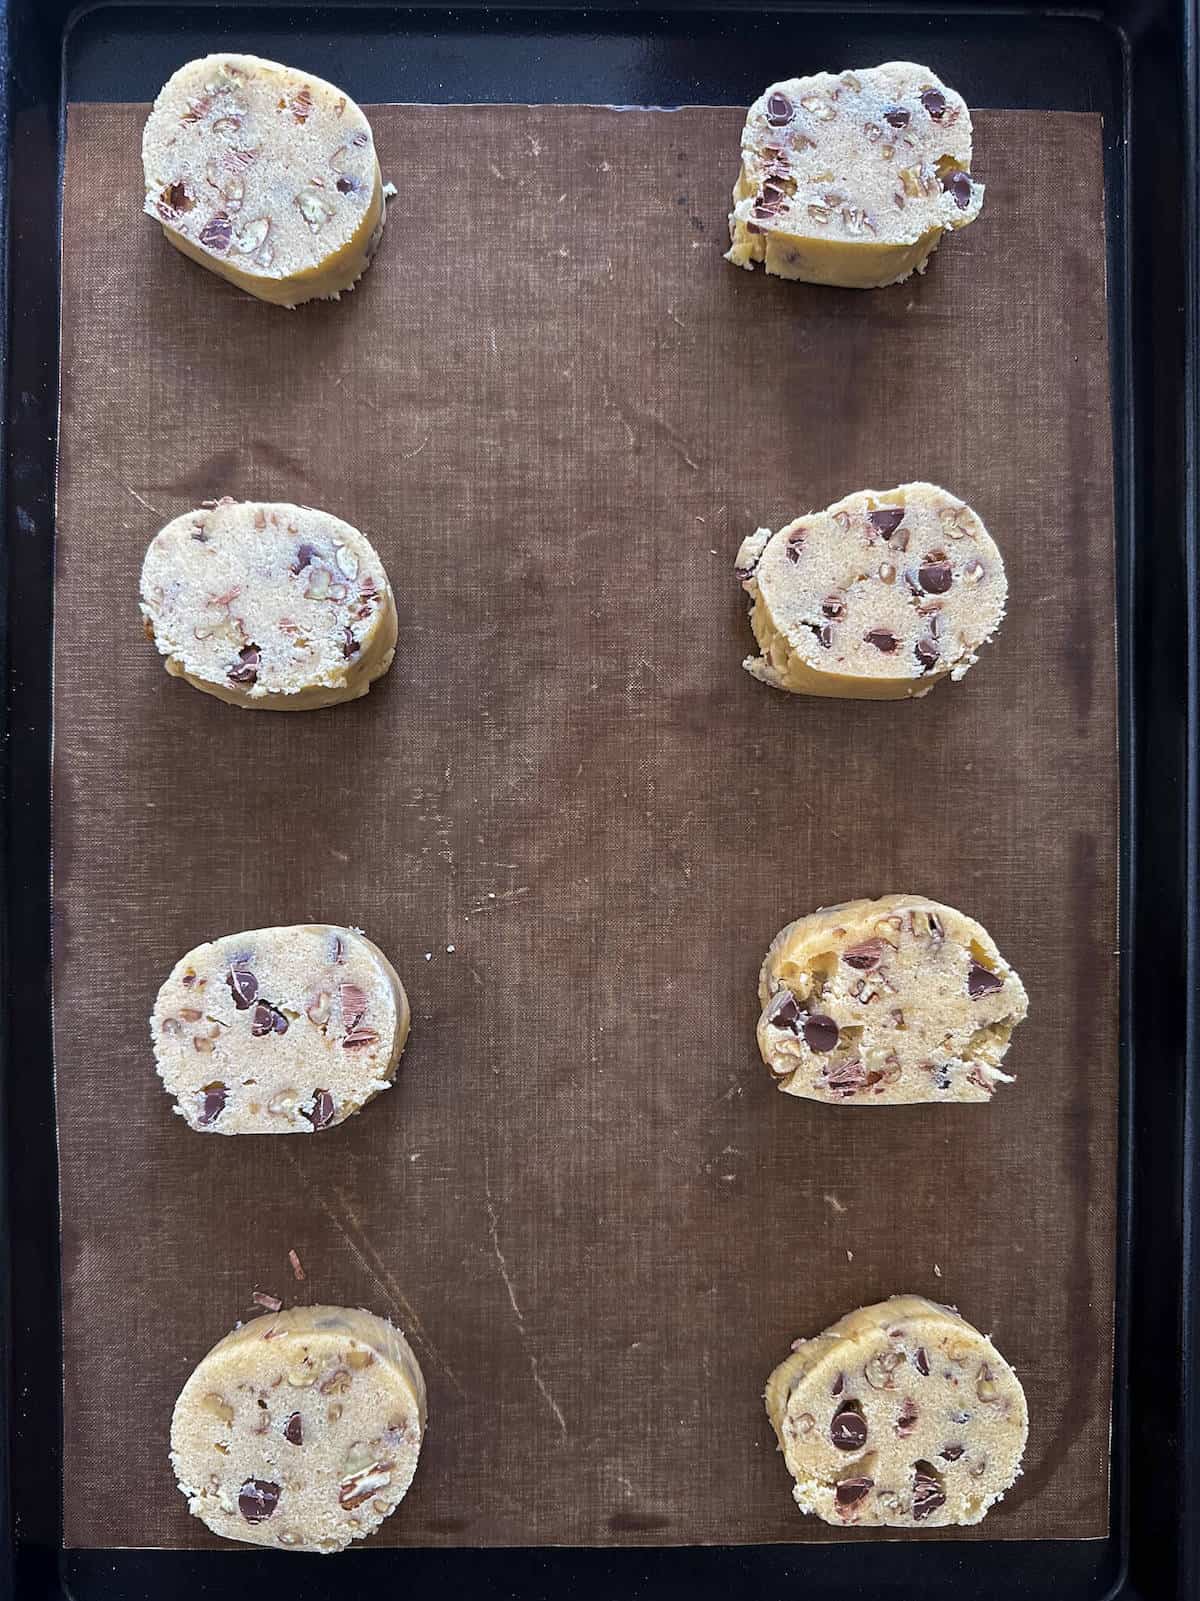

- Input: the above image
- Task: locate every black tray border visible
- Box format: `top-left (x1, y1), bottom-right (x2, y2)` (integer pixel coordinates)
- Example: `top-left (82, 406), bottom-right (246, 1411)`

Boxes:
top-left (1, 2), bottom-right (1196, 1597)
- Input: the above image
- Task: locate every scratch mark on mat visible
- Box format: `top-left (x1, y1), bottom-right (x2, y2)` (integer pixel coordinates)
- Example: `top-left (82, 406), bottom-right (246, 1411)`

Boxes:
top-left (484, 1156), bottom-right (569, 1437)
top-left (101, 463), bottom-right (160, 517)
top-left (823, 1192), bottom-right (847, 1214)
top-left (280, 1150), bottom-right (465, 1396)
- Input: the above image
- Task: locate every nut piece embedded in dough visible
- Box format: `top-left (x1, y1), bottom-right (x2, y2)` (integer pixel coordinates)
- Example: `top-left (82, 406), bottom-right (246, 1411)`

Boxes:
top-left (171, 1305), bottom-right (426, 1551)
top-left (757, 895), bottom-right (1027, 1105)
top-left (142, 54), bottom-right (387, 307)
top-left (139, 499), bottom-right (397, 710)
top-left (151, 925), bottom-right (410, 1133)
top-left (765, 1296), bottom-right (1027, 1526)
top-left (737, 483), bottom-right (1005, 700)
top-left (727, 62), bottom-right (982, 287)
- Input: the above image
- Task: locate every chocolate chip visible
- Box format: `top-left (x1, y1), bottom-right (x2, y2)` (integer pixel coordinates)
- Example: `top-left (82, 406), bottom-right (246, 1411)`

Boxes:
top-left (831, 1405), bottom-right (868, 1450)
top-left (785, 542), bottom-right (803, 565)
top-left (868, 507), bottom-right (905, 539)
top-left (803, 1013), bottom-right (839, 1053)
top-left (884, 106), bottom-right (911, 128)
top-left (944, 171), bottom-right (973, 209)
top-left (915, 636), bottom-right (940, 671)
top-left (161, 180), bottom-right (194, 213)
top-left (199, 212), bottom-right (233, 252)
top-left (940, 1444), bottom-right (965, 1461)
top-left (284, 1412), bottom-right (303, 1445)
top-left (766, 92), bottom-right (794, 125)
top-left (196, 1082), bottom-right (227, 1126)
top-left (767, 991), bottom-right (802, 1031)
top-left (921, 88), bottom-right (947, 119)
top-left (824, 1057), bottom-right (868, 1095)
top-left (912, 1465), bottom-right (946, 1520)
top-left (815, 622), bottom-right (833, 649)
top-left (305, 1089), bottom-right (336, 1131)
top-left (291, 543), bottom-right (321, 574)
top-left (238, 1478), bottom-right (280, 1522)
top-left (843, 939), bottom-right (884, 971)
top-left (335, 176), bottom-right (358, 194)
top-left (897, 1397), bottom-right (919, 1437)
top-left (835, 1476), bottom-right (873, 1511)
top-left (821, 593), bottom-right (846, 620)
top-left (918, 560), bottom-right (953, 594)
top-left (864, 628), bottom-right (899, 653)
top-left (227, 644), bottom-right (260, 686)
top-left (251, 1001), bottom-right (288, 1037)
top-left (226, 965), bottom-right (258, 1009)
top-left (968, 962), bottom-right (1004, 998)
top-left (914, 1346), bottom-right (930, 1376)
top-left (342, 626), bottom-right (360, 660)
top-left (832, 1371), bottom-right (845, 1396)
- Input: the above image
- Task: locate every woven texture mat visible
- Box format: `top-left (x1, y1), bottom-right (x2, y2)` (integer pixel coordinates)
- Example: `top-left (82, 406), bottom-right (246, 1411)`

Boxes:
top-left (55, 103), bottom-right (1116, 1547)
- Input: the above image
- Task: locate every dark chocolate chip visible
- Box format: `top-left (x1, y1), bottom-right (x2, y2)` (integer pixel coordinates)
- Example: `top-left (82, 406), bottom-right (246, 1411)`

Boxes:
top-left (843, 939), bottom-right (885, 971)
top-left (196, 1082), bottom-right (227, 1126)
top-left (864, 628), bottom-right (899, 653)
top-left (766, 92), bottom-right (794, 125)
top-left (227, 644), bottom-right (261, 686)
top-left (912, 1465), bottom-right (946, 1521)
top-left (291, 543), bottom-right (320, 573)
top-left (768, 992), bottom-right (802, 1031)
top-left (914, 1346), bottom-right (930, 1376)
top-left (832, 1371), bottom-right (845, 1396)
top-left (821, 594), bottom-right (846, 620)
top-left (238, 1478), bottom-right (280, 1523)
top-left (802, 1013), bottom-right (840, 1053)
top-left (251, 1002), bottom-right (288, 1037)
top-left (968, 962), bottom-right (1004, 998)
top-left (944, 171), bottom-right (973, 209)
top-left (915, 636), bottom-right (940, 671)
top-left (868, 507), bottom-right (905, 538)
top-left (815, 622), bottom-right (833, 649)
top-left (918, 560), bottom-right (953, 594)
top-left (162, 180), bottom-right (194, 213)
top-left (824, 1058), bottom-right (868, 1095)
top-left (785, 542), bottom-right (803, 565)
top-left (831, 1406), bottom-right (868, 1450)
top-left (884, 106), bottom-right (911, 128)
top-left (921, 88), bottom-right (947, 119)
top-left (226, 966), bottom-right (259, 1010)
top-left (835, 1476), bottom-right (874, 1511)
top-left (284, 1412), bottom-right (303, 1446)
top-left (940, 1444), bottom-right (965, 1461)
top-left (199, 212), bottom-right (233, 253)
top-left (335, 176), bottom-right (358, 195)
top-left (897, 1397), bottom-right (919, 1437)
top-left (305, 1089), bottom-right (336, 1131)
top-left (342, 626), bottom-right (360, 660)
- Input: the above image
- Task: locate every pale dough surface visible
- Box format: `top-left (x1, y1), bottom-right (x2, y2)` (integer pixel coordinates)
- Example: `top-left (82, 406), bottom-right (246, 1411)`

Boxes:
top-left (151, 924), bottom-right (409, 1133)
top-left (757, 895), bottom-right (1028, 1104)
top-left (727, 62), bottom-right (982, 287)
top-left (737, 482), bottom-right (1006, 700)
top-left (140, 498), bottom-right (397, 710)
top-left (142, 54), bottom-right (385, 306)
top-left (766, 1296), bottom-right (1028, 1527)
top-left (171, 1305), bottom-right (426, 1552)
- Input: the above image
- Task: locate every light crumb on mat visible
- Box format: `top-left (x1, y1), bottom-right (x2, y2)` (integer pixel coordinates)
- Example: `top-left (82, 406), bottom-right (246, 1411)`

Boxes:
top-left (251, 1290), bottom-right (282, 1312)
top-left (288, 1248), bottom-right (305, 1282)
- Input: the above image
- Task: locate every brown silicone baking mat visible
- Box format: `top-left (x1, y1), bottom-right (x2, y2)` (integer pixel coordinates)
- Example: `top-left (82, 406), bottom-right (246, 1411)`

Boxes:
top-left (54, 102), bottom-right (1116, 1548)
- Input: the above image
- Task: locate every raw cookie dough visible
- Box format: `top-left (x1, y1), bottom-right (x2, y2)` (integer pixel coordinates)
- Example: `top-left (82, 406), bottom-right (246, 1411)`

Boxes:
top-left (737, 483), bottom-right (1006, 699)
top-left (140, 498), bottom-right (397, 710)
top-left (171, 1305), bottom-right (426, 1552)
top-left (757, 895), bottom-right (1028, 1104)
top-left (143, 54), bottom-right (386, 306)
top-left (727, 62), bottom-right (982, 287)
top-left (765, 1296), bottom-right (1028, 1527)
top-left (152, 924), bottom-right (409, 1133)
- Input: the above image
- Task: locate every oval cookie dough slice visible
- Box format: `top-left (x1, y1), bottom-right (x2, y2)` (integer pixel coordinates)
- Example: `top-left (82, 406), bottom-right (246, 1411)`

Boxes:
top-left (140, 498), bottom-right (397, 710)
top-left (152, 924), bottom-right (409, 1133)
top-left (757, 895), bottom-right (1027, 1104)
top-left (171, 1305), bottom-right (426, 1552)
top-left (765, 1296), bottom-right (1028, 1527)
top-left (737, 483), bottom-right (1005, 699)
top-left (143, 54), bottom-right (386, 307)
top-left (727, 62), bottom-right (982, 287)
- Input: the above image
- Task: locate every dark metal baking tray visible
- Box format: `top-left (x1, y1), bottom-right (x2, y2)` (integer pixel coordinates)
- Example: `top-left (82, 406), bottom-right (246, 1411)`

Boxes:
top-left (1, 1), bottom-right (1195, 1596)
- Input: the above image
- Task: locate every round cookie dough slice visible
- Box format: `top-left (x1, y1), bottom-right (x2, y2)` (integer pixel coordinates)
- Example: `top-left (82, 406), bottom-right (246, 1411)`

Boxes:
top-left (727, 62), bottom-right (982, 287)
top-left (152, 924), bottom-right (409, 1133)
top-left (143, 54), bottom-right (386, 306)
top-left (757, 895), bottom-right (1027, 1104)
top-left (171, 1305), bottom-right (426, 1552)
top-left (140, 498), bottom-right (397, 710)
top-left (765, 1296), bottom-right (1028, 1527)
top-left (736, 483), bottom-right (1005, 699)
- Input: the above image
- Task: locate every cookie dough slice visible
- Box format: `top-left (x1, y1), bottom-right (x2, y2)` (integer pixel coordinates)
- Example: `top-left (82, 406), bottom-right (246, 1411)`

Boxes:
top-left (143, 54), bottom-right (386, 306)
top-left (766, 1296), bottom-right (1027, 1527)
top-left (727, 62), bottom-right (982, 287)
top-left (757, 895), bottom-right (1027, 1104)
top-left (152, 925), bottom-right (409, 1133)
top-left (140, 498), bottom-right (397, 710)
top-left (737, 483), bottom-right (1005, 699)
top-left (172, 1305), bottom-right (426, 1552)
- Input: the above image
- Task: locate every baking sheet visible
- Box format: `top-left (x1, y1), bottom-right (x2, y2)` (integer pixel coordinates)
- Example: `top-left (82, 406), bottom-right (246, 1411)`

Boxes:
top-left (54, 103), bottom-right (1116, 1546)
